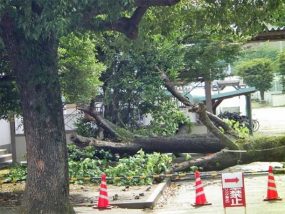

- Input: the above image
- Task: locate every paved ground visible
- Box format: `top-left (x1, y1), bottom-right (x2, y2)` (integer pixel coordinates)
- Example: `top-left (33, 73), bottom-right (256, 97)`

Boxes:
top-left (74, 163), bottom-right (285, 214)
top-left (252, 107), bottom-right (285, 135)
top-left (74, 175), bottom-right (285, 214)
top-left (4, 171), bottom-right (285, 214)
top-left (151, 175), bottom-right (285, 214)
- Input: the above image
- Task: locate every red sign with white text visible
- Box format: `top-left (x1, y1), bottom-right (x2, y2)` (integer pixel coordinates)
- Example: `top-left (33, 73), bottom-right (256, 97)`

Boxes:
top-left (222, 172), bottom-right (246, 208)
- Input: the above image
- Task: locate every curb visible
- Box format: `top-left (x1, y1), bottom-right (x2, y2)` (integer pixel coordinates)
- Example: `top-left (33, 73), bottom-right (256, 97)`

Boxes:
top-left (110, 179), bottom-right (170, 209)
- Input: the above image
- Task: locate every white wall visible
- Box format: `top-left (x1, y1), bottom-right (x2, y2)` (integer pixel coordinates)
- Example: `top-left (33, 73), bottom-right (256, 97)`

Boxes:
top-left (272, 94), bottom-right (285, 107)
top-left (15, 105), bottom-right (80, 134)
top-left (0, 119), bottom-right (11, 146)
top-left (215, 86), bottom-right (247, 115)
top-left (15, 131), bottom-right (75, 162)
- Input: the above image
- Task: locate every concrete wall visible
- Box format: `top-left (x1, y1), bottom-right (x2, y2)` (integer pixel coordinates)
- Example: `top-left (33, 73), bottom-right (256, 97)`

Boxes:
top-left (272, 94), bottom-right (285, 107)
top-left (190, 125), bottom-right (207, 135)
top-left (252, 91), bottom-right (285, 107)
top-left (0, 119), bottom-right (11, 150)
top-left (14, 135), bottom-right (26, 162)
top-left (15, 131), bottom-right (76, 162)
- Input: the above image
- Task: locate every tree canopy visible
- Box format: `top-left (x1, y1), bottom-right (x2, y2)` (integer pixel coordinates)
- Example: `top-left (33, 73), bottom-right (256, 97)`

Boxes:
top-left (237, 58), bottom-right (274, 101)
top-left (59, 33), bottom-right (105, 104)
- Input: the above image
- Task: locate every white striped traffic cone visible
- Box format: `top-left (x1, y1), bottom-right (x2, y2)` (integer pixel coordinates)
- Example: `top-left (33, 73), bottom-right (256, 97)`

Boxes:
top-left (264, 166), bottom-right (282, 201)
top-left (192, 170), bottom-right (211, 206)
top-left (93, 173), bottom-right (112, 209)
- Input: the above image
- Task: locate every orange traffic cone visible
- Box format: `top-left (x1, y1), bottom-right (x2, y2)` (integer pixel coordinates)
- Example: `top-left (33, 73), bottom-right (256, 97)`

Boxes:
top-left (93, 173), bottom-right (112, 209)
top-left (192, 170), bottom-right (211, 206)
top-left (264, 166), bottom-right (282, 201)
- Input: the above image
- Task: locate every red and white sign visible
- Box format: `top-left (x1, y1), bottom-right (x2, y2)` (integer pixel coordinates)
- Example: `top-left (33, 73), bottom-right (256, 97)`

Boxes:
top-left (222, 172), bottom-right (246, 208)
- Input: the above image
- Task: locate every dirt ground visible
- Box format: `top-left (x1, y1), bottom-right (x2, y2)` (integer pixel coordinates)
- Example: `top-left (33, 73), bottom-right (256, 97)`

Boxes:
top-left (0, 182), bottom-right (158, 207)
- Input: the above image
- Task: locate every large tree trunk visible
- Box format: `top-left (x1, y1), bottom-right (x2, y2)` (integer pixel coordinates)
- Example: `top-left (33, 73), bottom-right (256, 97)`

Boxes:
top-left (72, 133), bottom-right (285, 172)
top-left (71, 134), bottom-right (224, 154)
top-left (1, 15), bottom-right (74, 213)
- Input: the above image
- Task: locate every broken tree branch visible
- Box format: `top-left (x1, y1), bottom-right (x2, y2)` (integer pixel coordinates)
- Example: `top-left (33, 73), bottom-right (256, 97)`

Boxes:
top-left (157, 66), bottom-right (239, 148)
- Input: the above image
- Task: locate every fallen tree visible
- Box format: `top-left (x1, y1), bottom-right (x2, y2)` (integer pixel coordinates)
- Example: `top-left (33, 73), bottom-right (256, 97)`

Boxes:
top-left (71, 134), bottom-right (224, 154)
top-left (71, 71), bottom-right (285, 171)
top-left (173, 137), bottom-right (285, 171)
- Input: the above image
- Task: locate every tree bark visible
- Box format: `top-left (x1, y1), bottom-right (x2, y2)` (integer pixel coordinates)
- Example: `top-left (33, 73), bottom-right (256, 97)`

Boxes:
top-left (78, 108), bottom-right (135, 141)
top-left (206, 112), bottom-right (239, 138)
top-left (196, 104), bottom-right (238, 150)
top-left (260, 90), bottom-right (265, 101)
top-left (71, 134), bottom-right (224, 154)
top-left (173, 147), bottom-right (285, 172)
top-left (173, 138), bottom-right (285, 171)
top-left (205, 80), bottom-right (213, 113)
top-left (1, 15), bottom-right (74, 213)
top-left (79, 108), bottom-right (122, 139)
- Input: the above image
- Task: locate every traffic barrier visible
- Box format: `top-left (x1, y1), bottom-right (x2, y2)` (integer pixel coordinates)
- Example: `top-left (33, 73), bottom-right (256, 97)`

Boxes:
top-left (93, 173), bottom-right (112, 209)
top-left (192, 170), bottom-right (211, 206)
top-left (264, 166), bottom-right (282, 201)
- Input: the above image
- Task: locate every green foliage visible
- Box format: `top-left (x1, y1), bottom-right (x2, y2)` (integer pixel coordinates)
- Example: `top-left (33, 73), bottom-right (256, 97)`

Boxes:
top-left (99, 33), bottom-right (185, 128)
top-left (1, 1), bottom-right (74, 40)
top-left (74, 117), bottom-right (99, 138)
top-left (236, 58), bottom-right (274, 100)
top-left (68, 158), bottom-right (104, 184)
top-left (67, 144), bottom-right (115, 161)
top-left (1, 0), bottom-right (284, 120)
top-left (0, 52), bottom-right (21, 119)
top-left (68, 148), bottom-right (172, 185)
top-left (141, 1), bottom-right (284, 42)
top-left (223, 119), bottom-right (249, 139)
top-left (197, 1), bottom-right (284, 38)
top-left (105, 150), bottom-right (172, 186)
top-left (147, 101), bottom-right (191, 136)
top-left (4, 165), bottom-right (27, 183)
top-left (234, 42), bottom-right (280, 73)
top-left (67, 144), bottom-right (115, 184)
top-left (59, 33), bottom-right (105, 104)
top-left (239, 43), bottom-right (280, 62)
top-left (180, 40), bottom-right (241, 82)
top-left (5, 148), bottom-right (172, 186)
